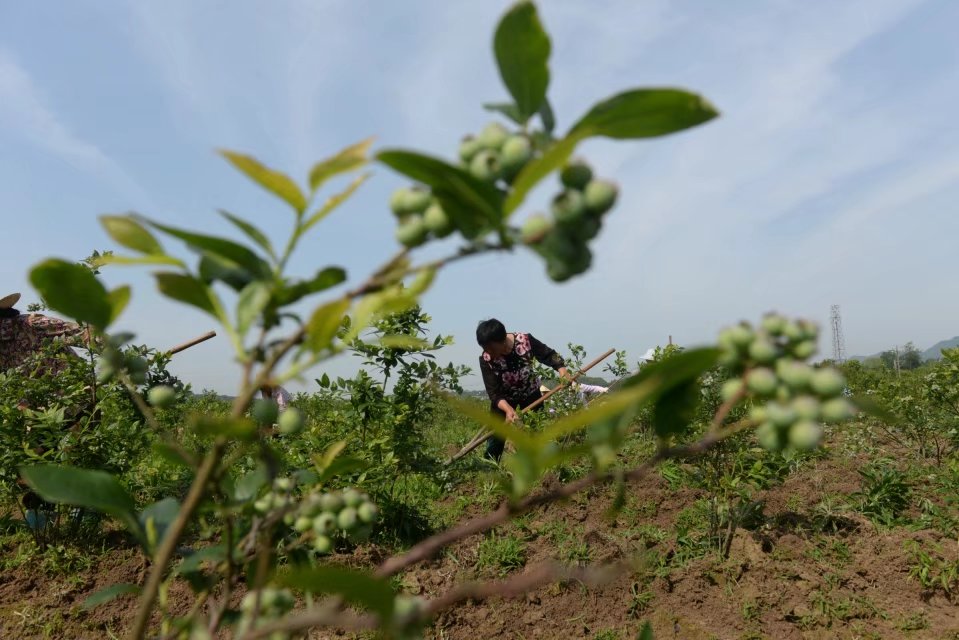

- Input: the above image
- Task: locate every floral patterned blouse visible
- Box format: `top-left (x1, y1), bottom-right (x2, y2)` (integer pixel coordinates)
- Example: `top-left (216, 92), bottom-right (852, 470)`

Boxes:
top-left (480, 332), bottom-right (565, 409)
top-left (0, 313), bottom-right (90, 375)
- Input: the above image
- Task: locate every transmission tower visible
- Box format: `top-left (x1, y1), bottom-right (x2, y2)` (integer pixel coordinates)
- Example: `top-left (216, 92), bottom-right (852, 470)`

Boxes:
top-left (830, 305), bottom-right (846, 363)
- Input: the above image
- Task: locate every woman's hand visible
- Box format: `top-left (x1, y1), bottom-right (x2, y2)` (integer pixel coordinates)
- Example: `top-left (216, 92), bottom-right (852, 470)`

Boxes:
top-left (558, 366), bottom-right (572, 382)
top-left (498, 399), bottom-right (518, 423)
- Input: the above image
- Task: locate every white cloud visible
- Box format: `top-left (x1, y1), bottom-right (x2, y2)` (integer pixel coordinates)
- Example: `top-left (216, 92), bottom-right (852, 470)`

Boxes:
top-left (0, 49), bottom-right (151, 203)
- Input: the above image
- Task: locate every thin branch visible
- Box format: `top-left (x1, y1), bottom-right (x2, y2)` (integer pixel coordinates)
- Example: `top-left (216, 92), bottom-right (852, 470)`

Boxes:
top-left (237, 603), bottom-right (374, 640)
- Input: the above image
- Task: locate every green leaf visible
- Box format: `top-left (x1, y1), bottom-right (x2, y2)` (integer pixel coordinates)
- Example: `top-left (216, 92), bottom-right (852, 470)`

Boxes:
top-left (175, 545), bottom-right (227, 575)
top-left (139, 497), bottom-right (180, 553)
top-left (197, 253), bottom-right (253, 293)
top-left (219, 150), bottom-right (307, 213)
top-left (652, 379), bottom-right (701, 439)
top-left (154, 273), bottom-right (217, 317)
top-left (569, 88), bottom-right (718, 140)
top-left (19, 465), bottom-right (142, 540)
top-left (308, 137), bottom-right (374, 192)
top-left (504, 135), bottom-right (578, 214)
top-left (233, 466), bottom-right (268, 502)
top-left (277, 566), bottom-right (395, 621)
top-left (442, 393), bottom-right (534, 450)
top-left (377, 150), bottom-right (504, 238)
top-left (306, 298), bottom-right (350, 353)
top-left (101, 254), bottom-right (186, 268)
top-left (236, 281), bottom-right (271, 336)
top-left (638, 621), bottom-right (654, 640)
top-left (152, 442), bottom-right (194, 468)
top-left (100, 215), bottom-right (163, 254)
top-left (482, 102), bottom-right (525, 125)
top-left (218, 210), bottom-right (275, 259)
top-left (493, 0), bottom-right (551, 122)
top-left (379, 335), bottom-right (430, 350)
top-left (144, 218), bottom-right (269, 278)
top-left (107, 286), bottom-right (131, 325)
top-left (276, 267), bottom-right (347, 307)
top-left (538, 97), bottom-right (556, 134)
top-left (82, 583), bottom-right (140, 610)
top-left (191, 414), bottom-right (257, 441)
top-left (29, 259), bottom-right (112, 330)
top-left (317, 457), bottom-right (368, 484)
top-left (850, 395), bottom-right (898, 424)
top-left (301, 172), bottom-right (370, 234)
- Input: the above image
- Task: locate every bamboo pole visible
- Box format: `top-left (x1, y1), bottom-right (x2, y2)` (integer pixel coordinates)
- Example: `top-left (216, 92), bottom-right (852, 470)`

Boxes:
top-left (167, 330), bottom-right (217, 356)
top-left (446, 347), bottom-right (615, 465)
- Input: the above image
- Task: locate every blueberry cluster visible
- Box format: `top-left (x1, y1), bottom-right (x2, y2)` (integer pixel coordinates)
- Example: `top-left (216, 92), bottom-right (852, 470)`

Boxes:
top-left (521, 158), bottom-right (618, 282)
top-left (718, 313), bottom-right (855, 451)
top-left (255, 480), bottom-right (379, 554)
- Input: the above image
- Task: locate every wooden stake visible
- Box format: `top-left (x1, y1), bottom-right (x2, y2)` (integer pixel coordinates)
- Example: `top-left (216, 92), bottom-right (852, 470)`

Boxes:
top-left (167, 331), bottom-right (217, 356)
top-left (446, 348), bottom-right (616, 465)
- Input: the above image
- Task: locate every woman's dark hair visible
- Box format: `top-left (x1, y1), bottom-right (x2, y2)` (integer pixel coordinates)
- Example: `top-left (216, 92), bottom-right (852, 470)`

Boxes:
top-left (476, 318), bottom-right (507, 347)
top-left (0, 308), bottom-right (20, 319)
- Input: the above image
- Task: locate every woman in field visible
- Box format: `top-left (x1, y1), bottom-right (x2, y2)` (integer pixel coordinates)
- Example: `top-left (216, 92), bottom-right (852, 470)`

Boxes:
top-left (476, 318), bottom-right (570, 461)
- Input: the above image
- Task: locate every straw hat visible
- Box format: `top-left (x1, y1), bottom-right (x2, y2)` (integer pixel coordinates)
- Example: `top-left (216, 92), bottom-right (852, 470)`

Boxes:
top-left (0, 293), bottom-right (21, 309)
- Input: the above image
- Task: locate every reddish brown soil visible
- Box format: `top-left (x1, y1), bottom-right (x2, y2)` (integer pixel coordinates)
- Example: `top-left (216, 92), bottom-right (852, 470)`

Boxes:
top-left (2, 448), bottom-right (957, 639)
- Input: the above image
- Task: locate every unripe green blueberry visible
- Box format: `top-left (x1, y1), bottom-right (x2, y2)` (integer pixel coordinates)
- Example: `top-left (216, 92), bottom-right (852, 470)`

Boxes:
top-left (251, 399), bottom-right (279, 425)
top-left (788, 420), bottom-right (823, 450)
top-left (127, 355), bottom-right (148, 373)
top-left (566, 244), bottom-right (593, 275)
top-left (792, 340), bottom-right (817, 360)
top-left (313, 512), bottom-right (337, 535)
top-left (582, 180), bottom-right (618, 216)
top-left (469, 149), bottom-right (502, 182)
top-left (271, 493), bottom-right (289, 510)
top-left (551, 190), bottom-right (586, 225)
top-left (571, 217), bottom-right (602, 242)
top-left (253, 498), bottom-right (271, 513)
top-left (241, 592), bottom-right (258, 611)
top-left (560, 159), bottom-right (593, 190)
top-left (720, 378), bottom-right (744, 402)
top-left (500, 135), bottom-right (532, 174)
top-left (390, 188), bottom-right (412, 216)
top-left (458, 135), bottom-right (482, 163)
top-left (282, 513), bottom-right (295, 526)
top-left (342, 488), bottom-right (364, 508)
top-left (782, 321), bottom-right (803, 341)
top-left (337, 507), bottom-right (359, 531)
top-left (357, 501), bottom-right (379, 524)
top-left (130, 371), bottom-right (148, 386)
top-left (820, 397), bottom-right (855, 423)
top-left (423, 202), bottom-right (454, 238)
top-left (477, 122), bottom-right (509, 150)
top-left (273, 477), bottom-right (293, 492)
top-left (319, 492), bottom-right (343, 513)
top-left (746, 368), bottom-right (777, 396)
top-left (302, 493), bottom-right (323, 516)
top-left (520, 213), bottom-right (553, 244)
top-left (748, 337), bottom-right (779, 364)
top-left (749, 405), bottom-right (768, 424)
top-left (395, 215), bottom-right (429, 248)
top-left (790, 395), bottom-right (820, 421)
top-left (312, 534), bottom-right (333, 554)
top-left (277, 408), bottom-right (304, 435)
top-left (148, 385), bottom-right (176, 408)
top-left (796, 319), bottom-right (819, 341)
top-left (546, 259), bottom-right (574, 283)
top-left (402, 187), bottom-right (432, 214)
top-left (755, 422), bottom-right (782, 451)
top-left (259, 588), bottom-right (279, 609)
top-left (776, 360), bottom-right (813, 390)
top-left (393, 595), bottom-right (424, 625)
top-left (718, 324), bottom-right (754, 352)
top-left (293, 516), bottom-right (313, 533)
top-left (810, 369), bottom-right (845, 398)
top-left (760, 313), bottom-right (787, 335)
top-left (766, 402), bottom-right (798, 428)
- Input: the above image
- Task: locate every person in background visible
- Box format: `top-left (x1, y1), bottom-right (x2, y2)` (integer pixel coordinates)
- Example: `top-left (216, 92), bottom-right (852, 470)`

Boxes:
top-left (0, 292), bottom-right (93, 375)
top-left (539, 381), bottom-right (608, 412)
top-left (260, 383), bottom-right (292, 413)
top-left (476, 318), bottom-right (570, 462)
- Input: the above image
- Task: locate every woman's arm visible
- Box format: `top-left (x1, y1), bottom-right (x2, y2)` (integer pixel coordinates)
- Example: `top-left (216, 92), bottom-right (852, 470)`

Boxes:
top-left (528, 334), bottom-right (570, 380)
top-left (480, 358), bottom-right (516, 420)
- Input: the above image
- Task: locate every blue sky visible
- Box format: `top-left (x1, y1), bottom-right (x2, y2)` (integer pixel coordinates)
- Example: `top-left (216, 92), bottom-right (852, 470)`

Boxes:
top-left (2, 0), bottom-right (957, 393)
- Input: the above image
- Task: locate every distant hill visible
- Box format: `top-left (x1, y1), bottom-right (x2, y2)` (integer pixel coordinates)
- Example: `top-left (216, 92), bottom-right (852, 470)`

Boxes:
top-left (922, 337), bottom-right (959, 361)
top-left (850, 336), bottom-right (959, 363)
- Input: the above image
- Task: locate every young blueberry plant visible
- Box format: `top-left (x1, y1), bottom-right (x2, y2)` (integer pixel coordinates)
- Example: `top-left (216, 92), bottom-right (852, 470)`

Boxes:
top-left (13, 2), bottom-right (742, 639)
